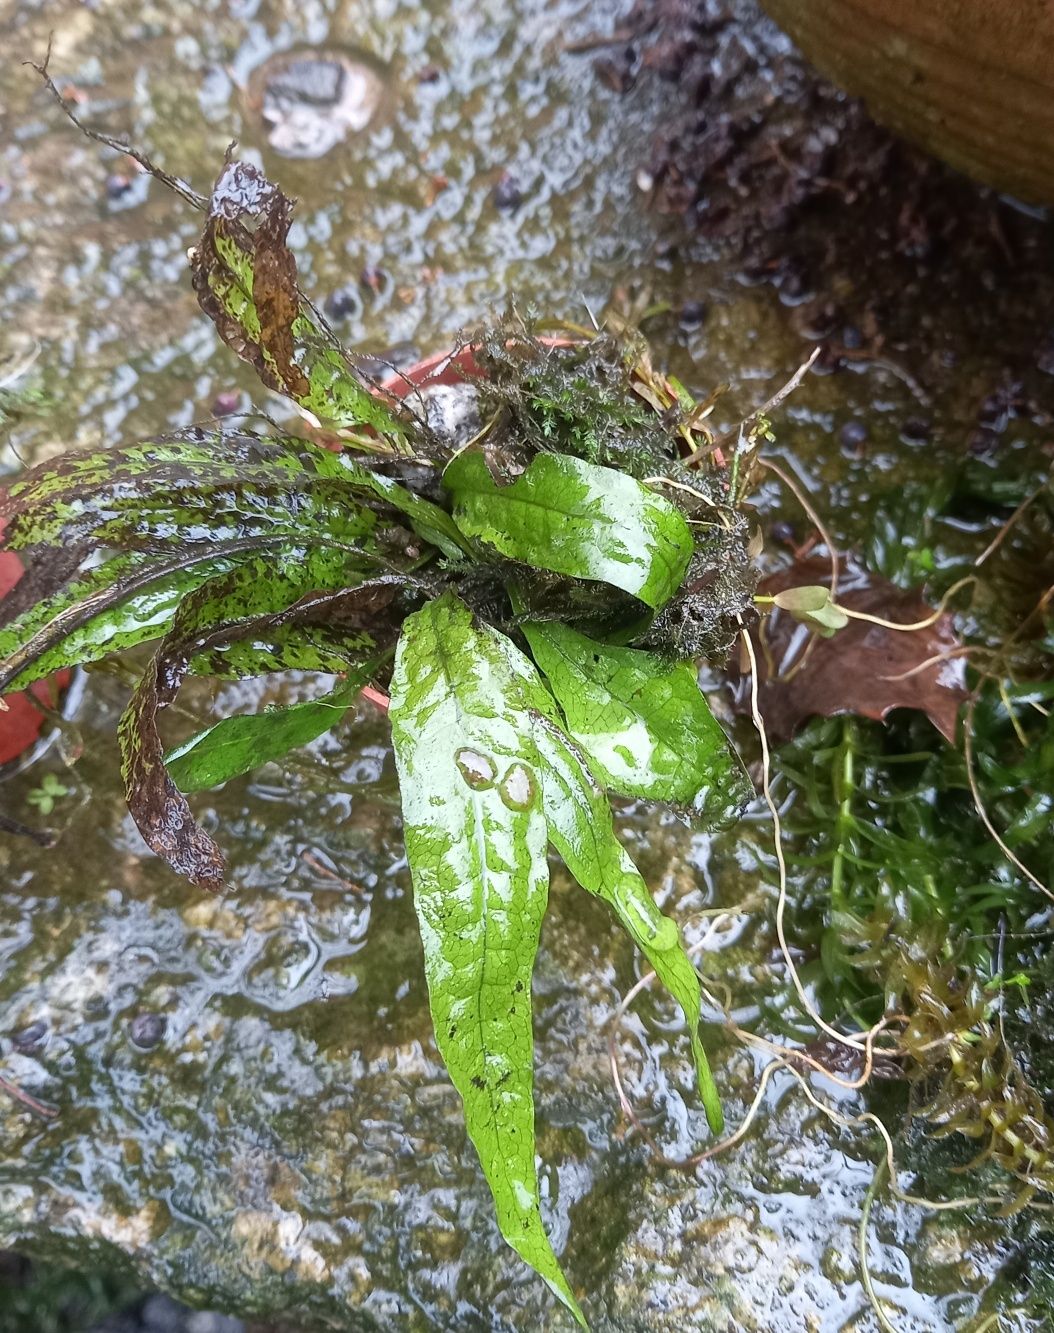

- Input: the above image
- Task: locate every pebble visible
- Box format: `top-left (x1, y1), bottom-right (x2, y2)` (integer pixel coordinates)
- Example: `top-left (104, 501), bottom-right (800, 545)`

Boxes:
top-left (249, 50), bottom-right (384, 159)
top-left (87, 1292), bottom-right (246, 1333)
top-left (491, 171), bottom-right (524, 213)
top-left (105, 173), bottom-right (134, 200)
top-left (838, 420), bottom-right (869, 457)
top-left (967, 427), bottom-right (999, 456)
top-left (324, 284), bottom-right (362, 322)
top-left (129, 1013), bottom-right (167, 1050)
top-left (10, 1020), bottom-right (47, 1050)
top-left (901, 416), bottom-right (932, 444)
top-left (141, 1294), bottom-right (189, 1331)
top-left (210, 390), bottom-right (241, 417)
top-left (359, 265), bottom-right (388, 295)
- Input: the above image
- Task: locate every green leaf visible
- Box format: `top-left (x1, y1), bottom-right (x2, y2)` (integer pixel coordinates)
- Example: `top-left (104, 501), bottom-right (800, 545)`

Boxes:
top-left (443, 451), bottom-right (693, 608)
top-left (336, 457), bottom-right (468, 560)
top-left (522, 621), bottom-right (751, 829)
top-left (166, 654), bottom-right (384, 792)
top-left (526, 710), bottom-right (725, 1134)
top-left (0, 545), bottom-right (374, 694)
top-left (771, 584), bottom-right (849, 638)
top-left (187, 623), bottom-right (376, 680)
top-left (120, 568), bottom-right (391, 889)
top-left (389, 593), bottom-right (586, 1328)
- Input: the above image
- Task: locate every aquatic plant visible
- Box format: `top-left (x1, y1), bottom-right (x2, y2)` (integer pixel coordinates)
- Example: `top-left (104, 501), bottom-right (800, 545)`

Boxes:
top-left (0, 148), bottom-right (757, 1324)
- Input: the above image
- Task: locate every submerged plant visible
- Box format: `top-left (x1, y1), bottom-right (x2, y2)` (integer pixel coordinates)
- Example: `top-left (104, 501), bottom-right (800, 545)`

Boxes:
top-left (0, 151), bottom-right (757, 1324)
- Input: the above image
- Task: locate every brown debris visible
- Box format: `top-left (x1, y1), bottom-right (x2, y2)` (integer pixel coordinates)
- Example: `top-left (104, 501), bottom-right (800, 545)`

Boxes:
top-left (731, 555), bottom-right (967, 743)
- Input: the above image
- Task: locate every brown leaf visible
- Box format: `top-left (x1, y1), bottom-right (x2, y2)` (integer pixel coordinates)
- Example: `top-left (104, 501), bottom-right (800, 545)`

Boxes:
top-left (191, 159), bottom-right (309, 400)
top-left (120, 580), bottom-right (398, 891)
top-left (732, 555), bottom-right (967, 743)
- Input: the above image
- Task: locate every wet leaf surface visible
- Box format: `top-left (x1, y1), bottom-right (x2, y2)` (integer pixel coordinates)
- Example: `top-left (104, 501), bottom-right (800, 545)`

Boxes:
top-left (733, 556), bottom-right (968, 744)
top-left (523, 619), bottom-right (751, 828)
top-left (165, 656), bottom-right (384, 793)
top-left (121, 564), bottom-right (392, 890)
top-left (444, 450), bottom-right (693, 608)
top-left (388, 592), bottom-right (585, 1327)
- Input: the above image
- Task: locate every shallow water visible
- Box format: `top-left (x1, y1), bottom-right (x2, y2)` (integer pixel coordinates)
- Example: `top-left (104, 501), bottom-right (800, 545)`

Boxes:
top-left (1, 0), bottom-right (1052, 1328)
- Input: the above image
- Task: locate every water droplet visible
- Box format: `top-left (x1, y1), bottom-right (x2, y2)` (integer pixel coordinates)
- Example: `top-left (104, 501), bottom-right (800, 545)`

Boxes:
top-left (455, 748), bottom-right (496, 790)
top-left (498, 762), bottom-right (536, 811)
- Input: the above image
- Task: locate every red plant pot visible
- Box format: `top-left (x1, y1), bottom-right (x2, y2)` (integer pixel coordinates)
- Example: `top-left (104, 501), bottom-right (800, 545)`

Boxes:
top-left (0, 523), bottom-right (72, 769)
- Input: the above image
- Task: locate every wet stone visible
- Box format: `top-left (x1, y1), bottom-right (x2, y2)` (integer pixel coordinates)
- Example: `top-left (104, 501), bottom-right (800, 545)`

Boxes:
top-left (128, 1012), bottom-right (167, 1050)
top-left (419, 382), bottom-right (481, 447)
top-left (249, 49), bottom-right (385, 159)
top-left (9, 1021), bottom-right (46, 1051)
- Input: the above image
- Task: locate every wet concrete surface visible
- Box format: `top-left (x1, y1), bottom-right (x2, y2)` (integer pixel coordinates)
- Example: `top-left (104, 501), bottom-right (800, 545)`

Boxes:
top-left (0, 0), bottom-right (1051, 1327)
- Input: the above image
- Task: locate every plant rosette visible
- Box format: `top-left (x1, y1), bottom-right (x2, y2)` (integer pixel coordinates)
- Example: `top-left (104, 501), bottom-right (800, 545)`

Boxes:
top-left (0, 137), bottom-right (758, 1328)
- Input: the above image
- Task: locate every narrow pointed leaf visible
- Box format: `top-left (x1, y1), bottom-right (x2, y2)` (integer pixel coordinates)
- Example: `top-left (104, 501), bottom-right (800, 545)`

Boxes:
top-left (120, 571), bottom-right (393, 889)
top-left (0, 545), bottom-right (374, 694)
top-left (166, 653), bottom-right (385, 792)
top-left (388, 593), bottom-right (586, 1328)
top-left (522, 621), bottom-right (751, 828)
top-left (526, 711), bottom-right (724, 1133)
top-left (336, 458), bottom-right (468, 560)
top-left (191, 159), bottom-right (407, 443)
top-left (188, 622), bottom-right (376, 680)
top-left (443, 451), bottom-right (693, 607)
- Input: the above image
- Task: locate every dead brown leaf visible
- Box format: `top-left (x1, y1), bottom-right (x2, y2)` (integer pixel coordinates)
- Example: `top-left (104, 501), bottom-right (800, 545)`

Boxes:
top-left (191, 158), bottom-right (309, 400)
top-left (731, 555), bottom-right (967, 743)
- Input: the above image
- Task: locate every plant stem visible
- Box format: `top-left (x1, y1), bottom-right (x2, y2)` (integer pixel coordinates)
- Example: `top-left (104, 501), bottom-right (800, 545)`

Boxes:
top-left (830, 718), bottom-right (856, 915)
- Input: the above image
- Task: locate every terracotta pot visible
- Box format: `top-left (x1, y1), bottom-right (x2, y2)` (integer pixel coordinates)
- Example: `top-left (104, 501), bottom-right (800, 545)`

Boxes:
top-left (761, 0), bottom-right (1054, 206)
top-left (0, 528), bottom-right (73, 770)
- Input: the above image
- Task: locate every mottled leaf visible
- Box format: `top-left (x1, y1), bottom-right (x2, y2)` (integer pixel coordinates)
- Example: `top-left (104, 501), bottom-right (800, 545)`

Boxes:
top-left (166, 653), bottom-right (385, 792)
top-left (0, 550), bottom-right (247, 692)
top-left (191, 160), bottom-right (407, 442)
top-left (121, 568), bottom-right (394, 889)
top-left (443, 450), bottom-right (693, 608)
top-left (734, 556), bottom-right (967, 744)
top-left (523, 620), bottom-right (751, 829)
top-left (336, 457), bottom-right (468, 560)
top-left (389, 594), bottom-right (586, 1327)
top-left (0, 544), bottom-right (375, 695)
